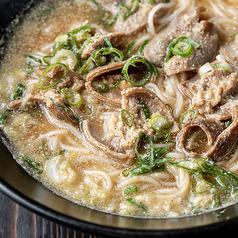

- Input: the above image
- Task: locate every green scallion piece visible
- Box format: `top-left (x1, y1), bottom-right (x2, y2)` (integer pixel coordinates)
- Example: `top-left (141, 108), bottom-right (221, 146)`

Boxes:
top-left (38, 63), bottom-right (68, 90)
top-left (214, 64), bottom-right (231, 71)
top-left (150, 115), bottom-right (171, 131)
top-left (154, 130), bottom-right (170, 143)
top-left (61, 88), bottom-right (82, 106)
top-left (24, 55), bottom-right (42, 63)
top-left (121, 109), bottom-right (133, 127)
top-left (124, 40), bottom-right (136, 59)
top-left (42, 140), bottom-right (49, 160)
top-left (12, 83), bottom-right (26, 100)
top-left (124, 185), bottom-right (138, 194)
top-left (50, 98), bottom-right (70, 113)
top-left (122, 56), bottom-right (157, 87)
top-left (91, 80), bottom-right (107, 92)
top-left (0, 109), bottom-right (11, 125)
top-left (138, 99), bottom-right (150, 119)
top-left (138, 40), bottom-right (149, 56)
top-left (20, 155), bottom-right (43, 174)
top-left (126, 198), bottom-right (147, 211)
top-left (179, 110), bottom-right (195, 124)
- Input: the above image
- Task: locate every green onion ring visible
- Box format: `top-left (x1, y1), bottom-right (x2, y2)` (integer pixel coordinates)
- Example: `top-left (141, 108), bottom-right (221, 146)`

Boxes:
top-left (122, 56), bottom-right (157, 87)
top-left (38, 63), bottom-right (68, 90)
top-left (61, 88), bottom-right (82, 106)
top-left (154, 130), bottom-right (170, 143)
top-left (91, 80), bottom-right (107, 92)
top-left (171, 41), bottom-right (193, 57)
top-left (179, 110), bottom-right (195, 124)
top-left (121, 109), bottom-right (133, 127)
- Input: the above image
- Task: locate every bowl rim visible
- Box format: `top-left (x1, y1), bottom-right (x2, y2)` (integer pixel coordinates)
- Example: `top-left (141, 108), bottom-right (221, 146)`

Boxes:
top-left (1, 175), bottom-right (238, 238)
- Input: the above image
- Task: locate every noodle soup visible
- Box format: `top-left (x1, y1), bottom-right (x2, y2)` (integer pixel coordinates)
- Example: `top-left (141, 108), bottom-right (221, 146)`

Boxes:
top-left (1, 0), bottom-right (238, 218)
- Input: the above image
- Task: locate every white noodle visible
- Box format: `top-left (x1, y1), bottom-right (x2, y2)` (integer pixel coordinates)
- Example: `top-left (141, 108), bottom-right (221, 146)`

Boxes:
top-left (147, 1), bottom-right (175, 35)
top-left (117, 176), bottom-right (161, 189)
top-left (84, 170), bottom-right (112, 190)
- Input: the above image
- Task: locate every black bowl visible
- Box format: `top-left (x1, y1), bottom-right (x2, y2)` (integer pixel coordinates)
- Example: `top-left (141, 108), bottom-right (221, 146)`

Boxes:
top-left (1, 1), bottom-right (238, 237)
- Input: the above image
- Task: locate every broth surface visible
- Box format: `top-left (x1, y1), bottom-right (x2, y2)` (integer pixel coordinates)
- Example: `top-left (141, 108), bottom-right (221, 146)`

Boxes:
top-left (1, 0), bottom-right (238, 218)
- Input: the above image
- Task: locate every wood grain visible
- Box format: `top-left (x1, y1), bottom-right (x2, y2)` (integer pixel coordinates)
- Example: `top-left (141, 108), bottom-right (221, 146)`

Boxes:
top-left (0, 191), bottom-right (106, 238)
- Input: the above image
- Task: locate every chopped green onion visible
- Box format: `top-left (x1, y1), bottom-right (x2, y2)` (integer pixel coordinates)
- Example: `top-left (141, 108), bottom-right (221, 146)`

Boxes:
top-left (138, 40), bottom-right (149, 56)
top-left (179, 110), bottom-right (195, 124)
top-left (24, 55), bottom-right (42, 63)
top-left (122, 56), bottom-right (157, 87)
top-left (121, 109), bottom-right (133, 127)
top-left (138, 100), bottom-right (150, 119)
top-left (38, 63), bottom-right (68, 90)
top-left (52, 41), bottom-right (70, 56)
top-left (164, 36), bottom-right (200, 68)
top-left (67, 24), bottom-right (91, 36)
top-left (109, 9), bottom-right (122, 26)
top-left (107, 77), bottom-right (125, 91)
top-left (61, 88), bottom-right (82, 106)
top-left (135, 132), bottom-right (154, 166)
top-left (154, 130), bottom-right (170, 143)
top-left (20, 155), bottom-right (43, 174)
top-left (42, 140), bottom-right (49, 160)
top-left (0, 109), bottom-right (11, 125)
top-left (124, 185), bottom-right (138, 194)
top-left (12, 83), bottom-right (26, 100)
top-left (214, 64), bottom-right (231, 71)
top-left (103, 37), bottom-right (112, 48)
top-left (124, 40), bottom-right (136, 59)
top-left (43, 56), bottom-right (53, 65)
top-left (50, 98), bottom-right (70, 113)
top-left (93, 47), bottom-right (124, 66)
top-left (78, 57), bottom-right (94, 75)
top-left (91, 80), bottom-right (107, 92)
top-left (126, 198), bottom-right (147, 211)
top-left (171, 41), bottom-right (193, 57)
top-left (150, 114), bottom-right (171, 131)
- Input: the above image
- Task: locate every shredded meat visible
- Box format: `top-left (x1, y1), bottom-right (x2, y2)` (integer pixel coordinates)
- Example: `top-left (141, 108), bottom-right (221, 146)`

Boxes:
top-left (144, 7), bottom-right (219, 75)
top-left (180, 68), bottom-right (238, 114)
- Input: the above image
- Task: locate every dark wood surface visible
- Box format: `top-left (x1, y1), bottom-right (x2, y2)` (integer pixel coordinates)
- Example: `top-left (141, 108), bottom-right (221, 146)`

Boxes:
top-left (0, 191), bottom-right (106, 238)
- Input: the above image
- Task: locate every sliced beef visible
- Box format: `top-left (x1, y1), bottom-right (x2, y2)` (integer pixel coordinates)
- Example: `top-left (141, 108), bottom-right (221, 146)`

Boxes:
top-left (177, 106), bottom-right (238, 161)
top-left (144, 7), bottom-right (219, 75)
top-left (122, 87), bottom-right (180, 134)
top-left (86, 61), bottom-right (126, 106)
top-left (81, 32), bottom-right (124, 59)
top-left (179, 68), bottom-right (238, 114)
top-left (9, 89), bottom-right (78, 125)
top-left (82, 87), bottom-right (179, 161)
top-left (35, 67), bottom-right (85, 91)
top-left (85, 57), bottom-right (156, 106)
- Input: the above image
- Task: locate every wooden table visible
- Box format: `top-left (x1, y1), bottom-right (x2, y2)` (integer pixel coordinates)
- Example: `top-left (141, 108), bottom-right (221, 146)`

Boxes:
top-left (0, 191), bottom-right (106, 238)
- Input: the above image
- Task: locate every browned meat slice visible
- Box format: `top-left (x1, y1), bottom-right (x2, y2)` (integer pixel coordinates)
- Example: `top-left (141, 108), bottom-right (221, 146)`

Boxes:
top-left (177, 106), bottom-right (238, 161)
top-left (122, 87), bottom-right (180, 134)
top-left (207, 100), bottom-right (238, 121)
top-left (86, 60), bottom-right (130, 106)
top-left (85, 57), bottom-right (156, 106)
top-left (82, 87), bottom-right (179, 161)
top-left (179, 68), bottom-right (238, 114)
top-left (82, 120), bottom-right (133, 162)
top-left (9, 89), bottom-right (78, 125)
top-left (144, 7), bottom-right (219, 75)
top-left (81, 32), bottom-right (124, 59)
top-left (35, 67), bottom-right (85, 91)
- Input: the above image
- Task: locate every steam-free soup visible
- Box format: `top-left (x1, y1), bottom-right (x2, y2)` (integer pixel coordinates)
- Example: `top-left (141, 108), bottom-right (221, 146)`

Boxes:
top-left (1, 0), bottom-right (238, 218)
